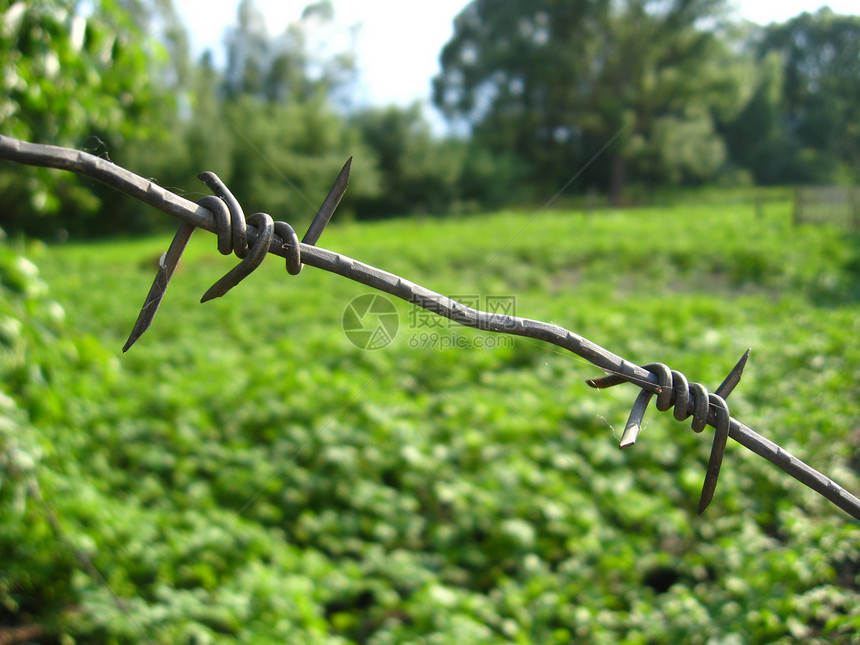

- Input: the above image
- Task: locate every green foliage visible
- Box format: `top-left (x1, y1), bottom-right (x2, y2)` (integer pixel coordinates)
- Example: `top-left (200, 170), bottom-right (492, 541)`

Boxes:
top-left (719, 49), bottom-right (789, 184)
top-left (351, 104), bottom-right (464, 218)
top-left (719, 8), bottom-right (860, 186)
top-left (223, 0), bottom-right (353, 102)
top-left (0, 0), bottom-right (179, 236)
top-left (433, 0), bottom-right (746, 201)
top-left (4, 0), bottom-right (859, 238)
top-left (206, 94), bottom-right (378, 226)
top-left (1, 201), bottom-right (855, 642)
top-left (349, 104), bottom-right (529, 218)
top-left (0, 230), bottom-right (118, 626)
top-left (3, 0), bottom-right (860, 239)
top-left (755, 8), bottom-right (860, 183)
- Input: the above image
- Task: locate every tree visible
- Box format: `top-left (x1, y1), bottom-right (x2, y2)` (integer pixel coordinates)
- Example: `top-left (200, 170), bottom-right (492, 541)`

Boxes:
top-left (351, 104), bottom-right (466, 218)
top-left (756, 8), bottom-right (860, 183)
top-left (719, 47), bottom-right (793, 184)
top-left (0, 0), bottom-right (179, 236)
top-left (433, 0), bottom-right (747, 202)
top-left (216, 94), bottom-right (379, 225)
top-left (223, 0), bottom-right (356, 103)
top-left (213, 1), bottom-right (377, 224)
top-left (116, 0), bottom-right (193, 88)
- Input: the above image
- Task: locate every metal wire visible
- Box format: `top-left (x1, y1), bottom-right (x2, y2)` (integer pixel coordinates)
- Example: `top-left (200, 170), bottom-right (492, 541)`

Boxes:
top-left (1, 133), bottom-right (858, 521)
top-left (590, 356), bottom-right (744, 513)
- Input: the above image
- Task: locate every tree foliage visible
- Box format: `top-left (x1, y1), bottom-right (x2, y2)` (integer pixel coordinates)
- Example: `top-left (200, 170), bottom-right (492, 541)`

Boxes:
top-left (757, 8), bottom-right (860, 182)
top-left (351, 104), bottom-right (464, 217)
top-left (0, 0), bottom-right (179, 236)
top-left (224, 0), bottom-right (356, 104)
top-left (0, 0), bottom-right (858, 232)
top-left (202, 0), bottom-right (378, 224)
top-left (433, 0), bottom-right (748, 201)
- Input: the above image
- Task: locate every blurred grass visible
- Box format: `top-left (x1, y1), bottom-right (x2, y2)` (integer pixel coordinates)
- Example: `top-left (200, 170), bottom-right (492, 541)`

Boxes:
top-left (12, 199), bottom-right (860, 643)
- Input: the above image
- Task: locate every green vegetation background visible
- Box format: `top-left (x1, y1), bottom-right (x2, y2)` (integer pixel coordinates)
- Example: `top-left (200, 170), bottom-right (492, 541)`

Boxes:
top-left (2, 0), bottom-right (859, 238)
top-left (1, 0), bottom-right (859, 642)
top-left (1, 199), bottom-right (859, 643)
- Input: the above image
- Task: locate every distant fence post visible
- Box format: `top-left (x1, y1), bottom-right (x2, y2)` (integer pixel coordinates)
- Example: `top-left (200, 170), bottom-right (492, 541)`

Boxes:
top-left (851, 187), bottom-right (860, 232)
top-left (793, 186), bottom-right (859, 229)
top-left (793, 187), bottom-right (802, 226)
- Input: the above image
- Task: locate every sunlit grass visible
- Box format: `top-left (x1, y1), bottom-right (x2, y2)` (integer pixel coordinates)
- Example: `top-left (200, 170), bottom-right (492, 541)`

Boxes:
top-left (18, 200), bottom-right (860, 642)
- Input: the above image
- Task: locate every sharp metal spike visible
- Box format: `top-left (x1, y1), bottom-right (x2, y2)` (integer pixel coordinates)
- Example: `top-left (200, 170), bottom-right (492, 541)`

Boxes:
top-left (696, 351), bottom-right (749, 511)
top-left (302, 157), bottom-right (351, 247)
top-left (620, 388), bottom-right (653, 449)
top-left (697, 429), bottom-right (729, 514)
top-left (715, 348), bottom-right (751, 399)
top-left (587, 372), bottom-right (662, 394)
top-left (586, 373), bottom-right (626, 389)
top-left (697, 394), bottom-right (731, 514)
top-left (123, 222), bottom-right (195, 352)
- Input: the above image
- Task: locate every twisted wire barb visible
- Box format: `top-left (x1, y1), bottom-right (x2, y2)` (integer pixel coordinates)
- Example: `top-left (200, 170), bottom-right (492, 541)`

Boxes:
top-left (1, 134), bottom-right (858, 521)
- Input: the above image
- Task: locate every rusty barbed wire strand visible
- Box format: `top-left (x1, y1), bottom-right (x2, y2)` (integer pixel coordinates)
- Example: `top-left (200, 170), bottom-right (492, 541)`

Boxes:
top-left (1, 134), bottom-right (858, 521)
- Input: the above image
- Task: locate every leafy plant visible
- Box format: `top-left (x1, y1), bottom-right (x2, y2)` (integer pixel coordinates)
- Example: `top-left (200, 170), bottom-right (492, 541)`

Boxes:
top-left (2, 201), bottom-right (857, 643)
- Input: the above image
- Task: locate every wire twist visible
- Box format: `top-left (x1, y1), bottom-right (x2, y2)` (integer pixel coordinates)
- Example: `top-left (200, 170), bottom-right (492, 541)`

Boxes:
top-left (122, 160), bottom-right (350, 350)
top-left (588, 351), bottom-right (748, 513)
top-left (196, 172), bottom-right (304, 302)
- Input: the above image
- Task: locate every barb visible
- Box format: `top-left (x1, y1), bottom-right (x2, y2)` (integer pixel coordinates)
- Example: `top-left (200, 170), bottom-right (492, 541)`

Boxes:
top-left (1, 134), bottom-right (858, 522)
top-left (123, 221), bottom-right (195, 352)
top-left (591, 351), bottom-right (747, 514)
top-left (303, 157), bottom-right (351, 246)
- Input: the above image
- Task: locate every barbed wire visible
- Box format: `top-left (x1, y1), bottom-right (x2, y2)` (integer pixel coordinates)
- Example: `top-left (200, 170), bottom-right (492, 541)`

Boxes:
top-left (1, 134), bottom-right (858, 521)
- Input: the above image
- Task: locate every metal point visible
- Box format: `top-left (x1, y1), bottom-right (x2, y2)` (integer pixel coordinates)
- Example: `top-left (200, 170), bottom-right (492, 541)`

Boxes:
top-left (123, 222), bottom-right (195, 352)
top-left (697, 394), bottom-right (731, 514)
top-left (303, 157), bottom-right (351, 247)
top-left (620, 389), bottom-right (653, 448)
top-left (716, 348), bottom-right (751, 399)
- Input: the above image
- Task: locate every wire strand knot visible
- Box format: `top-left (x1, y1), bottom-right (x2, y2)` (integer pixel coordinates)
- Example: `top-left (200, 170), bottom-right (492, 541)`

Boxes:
top-left (122, 159), bottom-right (351, 349)
top-left (587, 349), bottom-right (749, 513)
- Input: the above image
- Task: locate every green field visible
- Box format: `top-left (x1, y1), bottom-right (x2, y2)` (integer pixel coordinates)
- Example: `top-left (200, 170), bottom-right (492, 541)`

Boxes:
top-left (2, 200), bottom-right (859, 643)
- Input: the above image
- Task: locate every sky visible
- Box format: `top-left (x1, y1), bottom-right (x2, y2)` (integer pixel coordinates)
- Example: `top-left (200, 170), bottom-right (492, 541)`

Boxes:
top-left (173, 0), bottom-right (860, 109)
